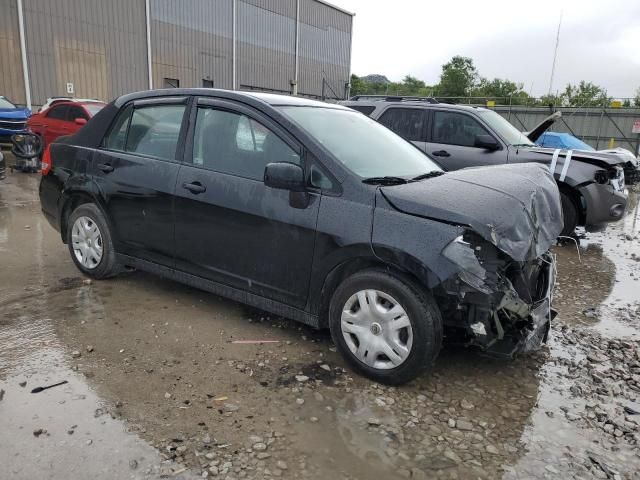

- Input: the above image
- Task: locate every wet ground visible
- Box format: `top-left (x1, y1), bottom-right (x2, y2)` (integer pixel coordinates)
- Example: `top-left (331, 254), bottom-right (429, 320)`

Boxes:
top-left (1, 168), bottom-right (639, 480)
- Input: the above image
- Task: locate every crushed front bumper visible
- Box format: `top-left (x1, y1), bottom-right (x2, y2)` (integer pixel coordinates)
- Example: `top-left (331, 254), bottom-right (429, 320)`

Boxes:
top-left (440, 235), bottom-right (557, 358)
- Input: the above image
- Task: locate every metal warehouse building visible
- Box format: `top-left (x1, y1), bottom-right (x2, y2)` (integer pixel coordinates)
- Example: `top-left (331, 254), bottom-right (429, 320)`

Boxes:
top-left (0, 0), bottom-right (354, 109)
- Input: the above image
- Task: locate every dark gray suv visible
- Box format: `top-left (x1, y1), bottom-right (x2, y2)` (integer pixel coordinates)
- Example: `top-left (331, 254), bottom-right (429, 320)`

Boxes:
top-left (340, 97), bottom-right (631, 236)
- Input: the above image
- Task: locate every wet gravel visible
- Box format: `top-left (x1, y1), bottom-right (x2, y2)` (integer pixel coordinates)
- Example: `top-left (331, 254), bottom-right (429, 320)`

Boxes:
top-left (0, 172), bottom-right (639, 479)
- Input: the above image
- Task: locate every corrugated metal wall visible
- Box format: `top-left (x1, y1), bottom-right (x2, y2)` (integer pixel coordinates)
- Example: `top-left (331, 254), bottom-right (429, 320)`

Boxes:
top-left (299, 0), bottom-right (352, 99)
top-left (237, 0), bottom-right (296, 94)
top-left (150, 0), bottom-right (233, 90)
top-left (0, 0), bottom-right (25, 105)
top-left (22, 0), bottom-right (148, 106)
top-left (0, 0), bottom-right (352, 107)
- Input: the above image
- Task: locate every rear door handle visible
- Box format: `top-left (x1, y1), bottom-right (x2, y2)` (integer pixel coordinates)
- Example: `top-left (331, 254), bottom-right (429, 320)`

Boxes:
top-left (432, 150), bottom-right (451, 157)
top-left (182, 182), bottom-right (206, 194)
top-left (97, 163), bottom-right (114, 173)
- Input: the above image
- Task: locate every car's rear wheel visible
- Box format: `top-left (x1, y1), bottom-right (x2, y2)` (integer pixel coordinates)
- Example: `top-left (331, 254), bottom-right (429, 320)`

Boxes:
top-left (560, 191), bottom-right (578, 237)
top-left (67, 203), bottom-right (118, 279)
top-left (329, 269), bottom-right (442, 385)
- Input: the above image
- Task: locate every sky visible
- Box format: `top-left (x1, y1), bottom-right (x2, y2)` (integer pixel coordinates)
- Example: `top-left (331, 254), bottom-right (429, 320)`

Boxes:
top-left (329, 0), bottom-right (640, 98)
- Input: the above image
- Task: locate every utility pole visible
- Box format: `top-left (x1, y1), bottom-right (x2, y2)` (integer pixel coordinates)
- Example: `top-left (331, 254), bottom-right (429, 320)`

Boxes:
top-left (548, 10), bottom-right (563, 96)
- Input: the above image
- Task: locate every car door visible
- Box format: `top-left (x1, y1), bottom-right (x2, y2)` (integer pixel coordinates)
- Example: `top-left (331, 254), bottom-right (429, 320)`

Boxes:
top-left (376, 107), bottom-right (429, 152)
top-left (427, 110), bottom-right (507, 170)
top-left (43, 104), bottom-right (69, 146)
top-left (92, 97), bottom-right (189, 266)
top-left (174, 97), bottom-right (320, 308)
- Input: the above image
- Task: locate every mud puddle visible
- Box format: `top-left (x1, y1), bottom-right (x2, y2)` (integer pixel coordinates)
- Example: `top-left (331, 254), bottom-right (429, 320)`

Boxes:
top-left (1, 173), bottom-right (639, 479)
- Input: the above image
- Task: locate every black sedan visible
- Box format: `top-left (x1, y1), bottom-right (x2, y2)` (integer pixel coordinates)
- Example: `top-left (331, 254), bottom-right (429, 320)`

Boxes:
top-left (39, 89), bottom-right (562, 384)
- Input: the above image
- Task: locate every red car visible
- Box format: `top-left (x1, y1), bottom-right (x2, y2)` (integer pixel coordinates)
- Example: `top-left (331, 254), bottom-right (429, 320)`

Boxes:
top-left (27, 100), bottom-right (105, 148)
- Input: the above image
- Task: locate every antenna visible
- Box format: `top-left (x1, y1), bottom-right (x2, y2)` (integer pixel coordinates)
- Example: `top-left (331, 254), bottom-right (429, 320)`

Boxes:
top-left (548, 10), bottom-right (563, 96)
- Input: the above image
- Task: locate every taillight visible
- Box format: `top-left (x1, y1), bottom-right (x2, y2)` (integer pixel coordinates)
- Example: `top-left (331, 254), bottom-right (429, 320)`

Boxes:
top-left (41, 145), bottom-right (51, 175)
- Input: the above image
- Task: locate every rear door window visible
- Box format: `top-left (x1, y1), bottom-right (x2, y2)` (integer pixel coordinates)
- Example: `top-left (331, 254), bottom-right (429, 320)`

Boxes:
top-left (432, 111), bottom-right (490, 147)
top-left (103, 105), bottom-right (133, 151)
top-left (67, 105), bottom-right (88, 121)
top-left (125, 104), bottom-right (186, 161)
top-left (378, 108), bottom-right (427, 141)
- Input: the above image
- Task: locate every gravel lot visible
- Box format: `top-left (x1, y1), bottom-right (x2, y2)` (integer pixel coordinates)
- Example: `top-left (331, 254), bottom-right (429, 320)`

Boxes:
top-left (1, 169), bottom-right (639, 480)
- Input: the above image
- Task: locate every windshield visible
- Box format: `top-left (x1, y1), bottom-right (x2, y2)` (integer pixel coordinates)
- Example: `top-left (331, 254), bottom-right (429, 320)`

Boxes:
top-left (477, 109), bottom-right (534, 146)
top-left (0, 96), bottom-right (16, 109)
top-left (84, 103), bottom-right (105, 117)
top-left (278, 106), bottom-right (442, 178)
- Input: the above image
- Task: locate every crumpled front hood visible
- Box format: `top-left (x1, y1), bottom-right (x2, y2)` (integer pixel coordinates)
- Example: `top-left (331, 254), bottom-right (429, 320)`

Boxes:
top-left (380, 163), bottom-right (563, 261)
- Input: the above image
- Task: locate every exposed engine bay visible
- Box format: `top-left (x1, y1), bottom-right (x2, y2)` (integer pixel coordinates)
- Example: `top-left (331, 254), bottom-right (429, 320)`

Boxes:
top-left (437, 231), bottom-right (556, 357)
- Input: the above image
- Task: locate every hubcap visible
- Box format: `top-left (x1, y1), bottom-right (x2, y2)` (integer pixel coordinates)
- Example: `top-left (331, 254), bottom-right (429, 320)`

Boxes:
top-left (341, 290), bottom-right (413, 370)
top-left (71, 216), bottom-right (103, 270)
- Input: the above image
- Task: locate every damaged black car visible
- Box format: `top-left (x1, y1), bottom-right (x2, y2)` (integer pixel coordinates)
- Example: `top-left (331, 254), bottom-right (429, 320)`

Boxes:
top-left (39, 89), bottom-right (563, 384)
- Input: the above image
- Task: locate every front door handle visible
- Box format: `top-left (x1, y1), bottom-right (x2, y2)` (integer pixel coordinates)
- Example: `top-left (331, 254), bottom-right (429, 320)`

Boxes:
top-left (432, 150), bottom-right (451, 157)
top-left (182, 182), bottom-right (206, 194)
top-left (97, 163), bottom-right (114, 173)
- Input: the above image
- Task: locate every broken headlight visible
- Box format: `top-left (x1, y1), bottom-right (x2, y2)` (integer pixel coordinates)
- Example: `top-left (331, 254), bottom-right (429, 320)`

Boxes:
top-left (442, 235), bottom-right (492, 294)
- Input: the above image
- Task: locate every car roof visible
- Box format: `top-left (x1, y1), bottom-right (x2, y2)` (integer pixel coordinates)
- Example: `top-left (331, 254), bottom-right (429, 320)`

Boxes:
top-left (46, 100), bottom-right (105, 108)
top-left (340, 99), bottom-right (489, 113)
top-left (114, 88), bottom-right (350, 110)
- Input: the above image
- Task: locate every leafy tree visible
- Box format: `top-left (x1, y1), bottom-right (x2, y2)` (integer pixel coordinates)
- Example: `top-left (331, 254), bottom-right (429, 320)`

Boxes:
top-left (471, 78), bottom-right (530, 105)
top-left (472, 78), bottom-right (522, 98)
top-left (560, 81), bottom-right (610, 107)
top-left (435, 56), bottom-right (478, 98)
top-left (350, 74), bottom-right (365, 96)
top-left (634, 87), bottom-right (640, 107)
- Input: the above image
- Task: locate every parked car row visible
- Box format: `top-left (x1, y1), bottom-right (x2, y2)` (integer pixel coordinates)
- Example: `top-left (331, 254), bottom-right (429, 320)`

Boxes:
top-left (0, 94), bottom-right (105, 158)
top-left (40, 89), bottom-right (563, 384)
top-left (340, 96), bottom-right (638, 236)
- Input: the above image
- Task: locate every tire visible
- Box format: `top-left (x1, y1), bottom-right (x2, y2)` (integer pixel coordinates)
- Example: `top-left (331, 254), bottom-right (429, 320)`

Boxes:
top-left (560, 191), bottom-right (578, 237)
top-left (66, 203), bottom-right (119, 279)
top-left (328, 269), bottom-right (443, 385)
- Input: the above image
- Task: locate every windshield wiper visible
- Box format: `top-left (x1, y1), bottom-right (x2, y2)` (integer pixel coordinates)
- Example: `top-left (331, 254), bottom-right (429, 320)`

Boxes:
top-left (411, 171), bottom-right (445, 181)
top-left (362, 176), bottom-right (408, 186)
top-left (512, 143), bottom-right (534, 147)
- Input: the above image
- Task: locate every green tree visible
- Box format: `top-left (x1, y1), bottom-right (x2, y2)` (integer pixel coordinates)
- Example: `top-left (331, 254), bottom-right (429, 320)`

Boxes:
top-left (435, 56), bottom-right (478, 98)
top-left (471, 78), bottom-right (530, 105)
top-left (634, 87), bottom-right (640, 107)
top-left (350, 74), bottom-right (365, 97)
top-left (560, 81), bottom-right (610, 107)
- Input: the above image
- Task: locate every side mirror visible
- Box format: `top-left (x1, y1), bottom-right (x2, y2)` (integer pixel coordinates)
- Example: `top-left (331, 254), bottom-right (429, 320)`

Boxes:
top-left (264, 162), bottom-right (306, 191)
top-left (74, 117), bottom-right (87, 126)
top-left (474, 134), bottom-right (500, 151)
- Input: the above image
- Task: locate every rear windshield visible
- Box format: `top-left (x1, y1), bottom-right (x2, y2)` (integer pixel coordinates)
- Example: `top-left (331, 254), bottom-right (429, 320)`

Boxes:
top-left (84, 104), bottom-right (105, 117)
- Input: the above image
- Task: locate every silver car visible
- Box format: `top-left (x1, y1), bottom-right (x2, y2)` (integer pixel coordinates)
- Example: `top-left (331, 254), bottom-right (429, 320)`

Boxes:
top-left (340, 97), bottom-right (632, 236)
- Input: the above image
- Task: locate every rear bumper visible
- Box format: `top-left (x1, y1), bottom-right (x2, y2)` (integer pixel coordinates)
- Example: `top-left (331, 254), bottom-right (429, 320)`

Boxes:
top-left (579, 182), bottom-right (627, 230)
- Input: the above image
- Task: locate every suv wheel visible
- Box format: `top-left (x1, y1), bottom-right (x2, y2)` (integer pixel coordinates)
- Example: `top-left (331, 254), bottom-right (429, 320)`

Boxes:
top-left (329, 269), bottom-right (442, 385)
top-left (67, 203), bottom-right (118, 279)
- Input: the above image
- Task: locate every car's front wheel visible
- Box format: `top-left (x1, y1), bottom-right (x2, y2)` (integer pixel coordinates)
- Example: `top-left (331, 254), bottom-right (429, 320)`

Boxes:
top-left (329, 269), bottom-right (442, 385)
top-left (66, 203), bottom-right (118, 279)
